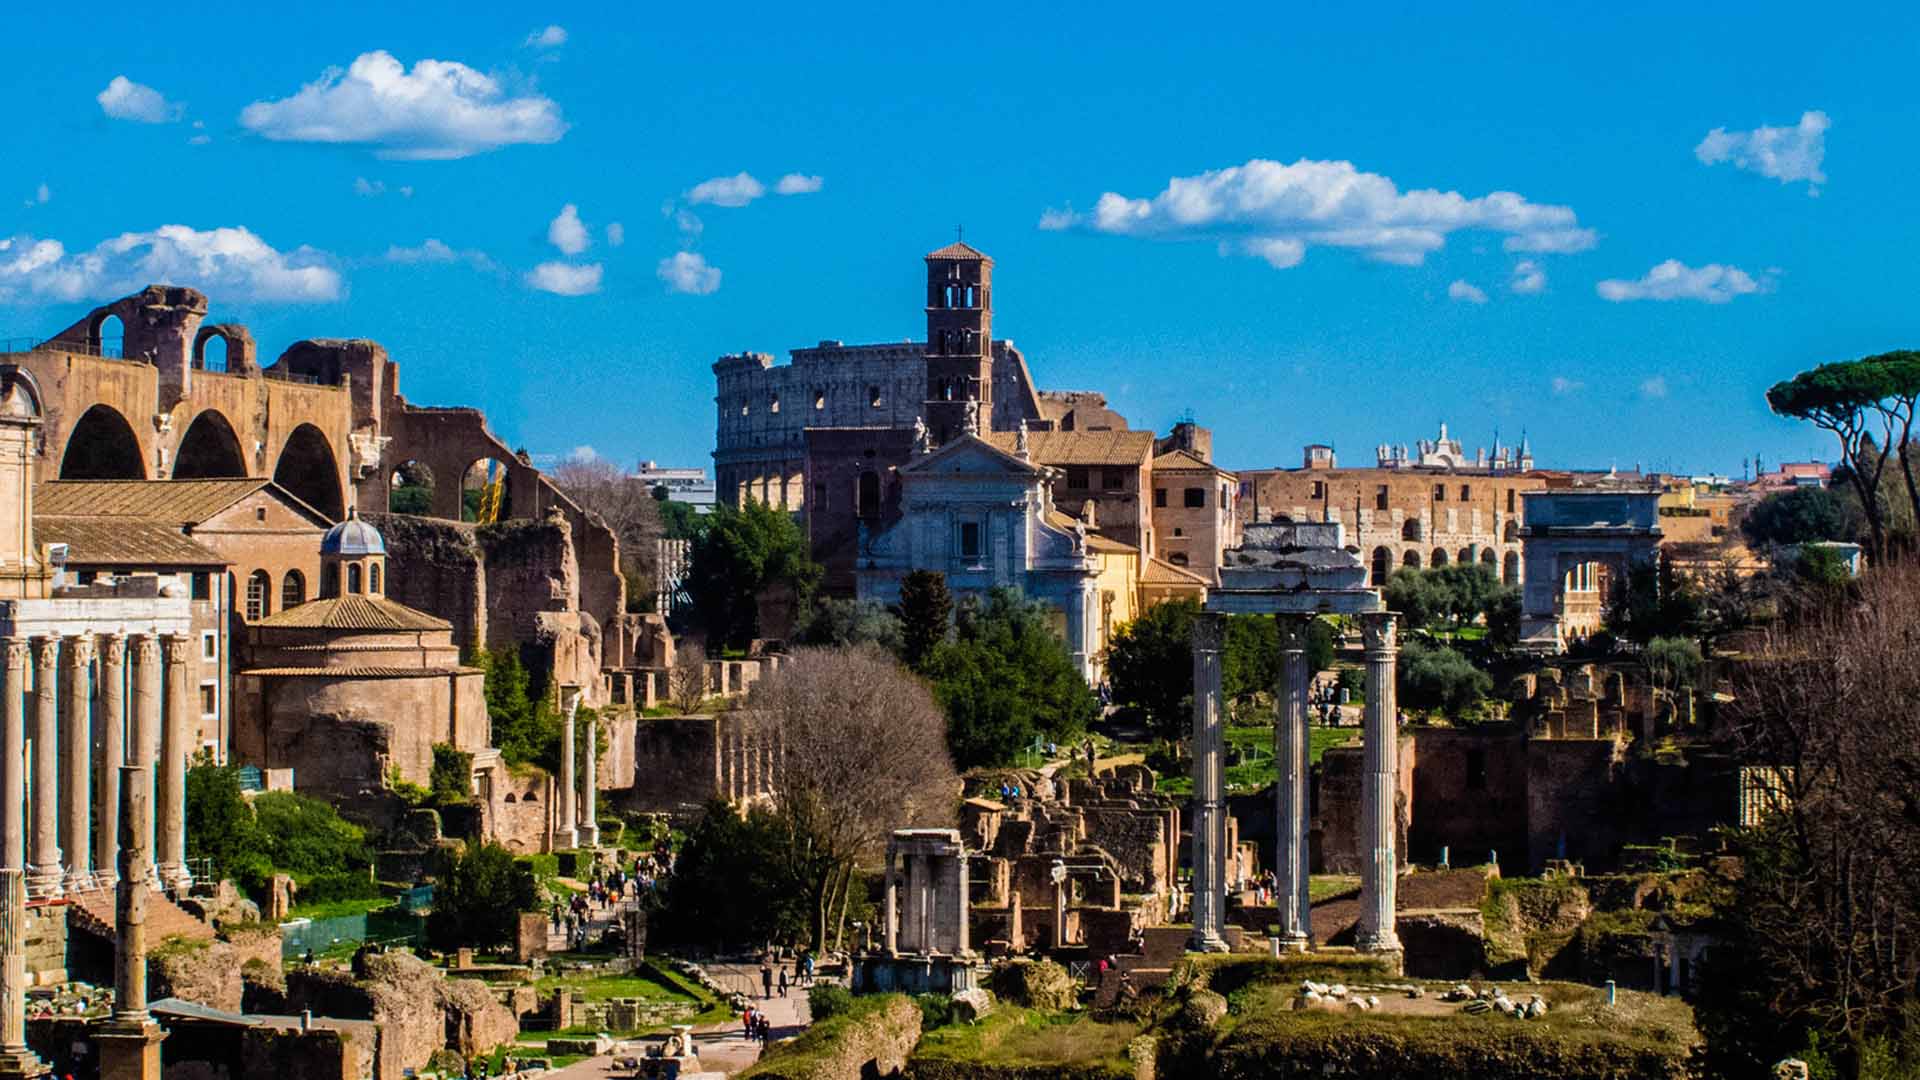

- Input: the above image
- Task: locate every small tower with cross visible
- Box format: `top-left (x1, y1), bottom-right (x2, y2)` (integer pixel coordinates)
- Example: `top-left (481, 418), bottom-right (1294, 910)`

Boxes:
top-left (922, 238), bottom-right (993, 446)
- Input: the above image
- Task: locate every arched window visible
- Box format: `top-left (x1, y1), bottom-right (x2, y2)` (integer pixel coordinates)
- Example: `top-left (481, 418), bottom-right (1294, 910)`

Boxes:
top-left (347, 563), bottom-right (364, 594)
top-left (1403, 550), bottom-right (1422, 569)
top-left (1480, 549), bottom-right (1496, 568)
top-left (1458, 547), bottom-right (1473, 566)
top-left (281, 570), bottom-right (305, 610)
top-left (245, 570), bottom-right (271, 621)
top-left (1371, 547), bottom-right (1391, 586)
top-left (1503, 551), bottom-right (1521, 586)
top-left (322, 563), bottom-right (341, 598)
top-left (369, 563), bottom-right (382, 594)
top-left (1401, 518), bottom-right (1422, 541)
top-left (1431, 548), bottom-right (1449, 567)
top-left (1503, 519), bottom-right (1520, 542)
top-left (1169, 552), bottom-right (1189, 567)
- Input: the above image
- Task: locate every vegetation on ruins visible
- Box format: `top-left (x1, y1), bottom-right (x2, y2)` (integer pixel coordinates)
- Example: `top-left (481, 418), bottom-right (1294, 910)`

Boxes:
top-left (1396, 639), bottom-right (1493, 716)
top-left (667, 640), bottom-right (711, 712)
top-left (186, 760), bottom-right (378, 903)
top-left (899, 569), bottom-right (955, 670)
top-left (686, 497), bottom-right (822, 649)
top-left (923, 588), bottom-right (1100, 768)
top-left (1696, 561), bottom-right (1920, 1078)
top-left (388, 459), bottom-right (435, 514)
top-left (750, 644), bottom-right (957, 950)
top-left (1105, 599), bottom-right (1333, 739)
top-left (1384, 563), bottom-right (1517, 643)
top-left (478, 646), bottom-right (564, 770)
top-left (425, 841), bottom-right (538, 951)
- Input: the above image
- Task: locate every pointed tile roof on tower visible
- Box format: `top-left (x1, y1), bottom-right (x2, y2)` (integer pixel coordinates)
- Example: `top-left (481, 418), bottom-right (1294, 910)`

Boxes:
top-left (925, 240), bottom-right (990, 261)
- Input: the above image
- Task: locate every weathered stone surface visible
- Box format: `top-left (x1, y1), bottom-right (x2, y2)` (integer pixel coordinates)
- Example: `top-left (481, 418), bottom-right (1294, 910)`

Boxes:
top-left (989, 960), bottom-right (1076, 1012)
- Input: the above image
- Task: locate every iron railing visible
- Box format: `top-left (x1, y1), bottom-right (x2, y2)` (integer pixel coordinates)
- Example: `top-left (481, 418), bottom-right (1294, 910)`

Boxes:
top-left (0, 337), bottom-right (124, 359)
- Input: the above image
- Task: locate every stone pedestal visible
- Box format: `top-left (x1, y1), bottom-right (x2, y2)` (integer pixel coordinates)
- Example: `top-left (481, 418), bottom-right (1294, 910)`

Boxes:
top-left (94, 1023), bottom-right (165, 1080)
top-left (1274, 615), bottom-right (1311, 951)
top-left (1187, 613), bottom-right (1229, 953)
top-left (1356, 612), bottom-right (1402, 955)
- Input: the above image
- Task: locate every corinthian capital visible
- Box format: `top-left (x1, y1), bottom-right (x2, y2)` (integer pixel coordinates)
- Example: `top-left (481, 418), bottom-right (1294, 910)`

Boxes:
top-left (29, 636), bottom-right (57, 669)
top-left (1192, 611), bottom-right (1226, 652)
top-left (100, 634), bottom-right (126, 666)
top-left (161, 635), bottom-right (190, 665)
top-left (2, 638), bottom-right (26, 671)
top-left (61, 635), bottom-right (95, 667)
top-left (1360, 612), bottom-right (1399, 654)
top-left (131, 636), bottom-right (160, 667)
top-left (1275, 615), bottom-right (1312, 652)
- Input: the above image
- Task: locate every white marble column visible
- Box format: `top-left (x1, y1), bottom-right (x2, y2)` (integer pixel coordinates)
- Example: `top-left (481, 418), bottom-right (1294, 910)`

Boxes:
top-left (578, 712), bottom-right (599, 847)
top-left (1187, 612), bottom-right (1229, 953)
top-left (553, 696), bottom-right (578, 849)
top-left (158, 635), bottom-right (190, 892)
top-left (1356, 612), bottom-right (1402, 954)
top-left (60, 636), bottom-right (92, 890)
top-left (129, 637), bottom-right (161, 888)
top-left (1275, 615), bottom-right (1311, 950)
top-left (27, 638), bottom-right (60, 898)
top-left (94, 635), bottom-right (126, 888)
top-left (882, 842), bottom-right (898, 955)
top-left (0, 868), bottom-right (47, 1077)
top-left (1, 640), bottom-right (25, 873)
top-left (906, 853), bottom-right (928, 953)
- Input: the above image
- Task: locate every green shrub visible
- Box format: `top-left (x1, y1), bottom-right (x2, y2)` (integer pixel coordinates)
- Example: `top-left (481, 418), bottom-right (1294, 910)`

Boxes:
top-left (300, 870), bottom-right (380, 904)
top-left (807, 983), bottom-right (855, 1022)
top-left (915, 993), bottom-right (962, 1030)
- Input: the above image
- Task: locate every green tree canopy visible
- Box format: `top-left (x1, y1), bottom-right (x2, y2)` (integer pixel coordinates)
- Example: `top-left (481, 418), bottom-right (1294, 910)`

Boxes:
top-left (1606, 552), bottom-right (1705, 645)
top-left (792, 597), bottom-right (905, 654)
top-left (479, 647), bottom-right (561, 771)
top-left (686, 499), bottom-right (821, 650)
top-left (1397, 640), bottom-right (1492, 716)
top-left (185, 765), bottom-right (375, 902)
top-left (898, 570), bottom-right (954, 671)
top-left (1766, 355), bottom-right (1918, 559)
top-left (923, 588), bottom-right (1099, 768)
top-left (1385, 564), bottom-right (1513, 633)
top-left (1742, 486), bottom-right (1856, 547)
top-left (1107, 600), bottom-right (1333, 738)
top-left (655, 800), bottom-right (820, 951)
top-left (426, 842), bottom-right (537, 951)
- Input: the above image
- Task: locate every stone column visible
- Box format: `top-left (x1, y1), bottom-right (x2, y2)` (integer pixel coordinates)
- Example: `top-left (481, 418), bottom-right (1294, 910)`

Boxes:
top-left (906, 853), bottom-right (928, 953)
top-left (27, 638), bottom-right (60, 898)
top-left (578, 712), bottom-right (599, 847)
top-left (553, 696), bottom-right (577, 849)
top-left (882, 842), bottom-right (898, 955)
top-left (2, 641), bottom-right (26, 873)
top-left (1187, 612), bottom-right (1229, 953)
top-left (96, 763), bottom-right (165, 1080)
top-left (60, 636), bottom-right (93, 890)
top-left (0, 868), bottom-right (48, 1078)
top-left (1274, 615), bottom-right (1311, 951)
top-left (129, 638), bottom-right (160, 888)
top-left (94, 636), bottom-right (126, 888)
top-left (157, 635), bottom-right (190, 892)
top-left (1356, 612), bottom-right (1402, 955)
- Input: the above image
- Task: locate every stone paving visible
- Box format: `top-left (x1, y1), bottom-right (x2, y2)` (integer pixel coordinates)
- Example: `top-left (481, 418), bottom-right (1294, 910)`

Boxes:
top-left (540, 961), bottom-right (815, 1078)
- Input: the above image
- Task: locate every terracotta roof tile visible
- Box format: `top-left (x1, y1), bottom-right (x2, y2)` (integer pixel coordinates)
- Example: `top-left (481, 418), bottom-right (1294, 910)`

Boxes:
top-left (255, 594), bottom-right (450, 632)
top-left (985, 430), bottom-right (1153, 467)
top-left (1142, 557), bottom-right (1211, 586)
top-left (34, 479), bottom-right (272, 522)
top-left (1044, 510), bottom-right (1135, 554)
top-left (35, 517), bottom-right (225, 567)
top-left (1152, 448), bottom-right (1230, 474)
top-left (239, 666), bottom-right (476, 678)
top-left (925, 241), bottom-right (990, 261)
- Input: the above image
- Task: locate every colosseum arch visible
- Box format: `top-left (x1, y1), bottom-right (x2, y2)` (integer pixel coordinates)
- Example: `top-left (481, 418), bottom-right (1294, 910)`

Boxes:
top-left (1402, 550), bottom-right (1422, 569)
top-left (1370, 546), bottom-right (1391, 586)
top-left (173, 410), bottom-right (248, 479)
top-left (1430, 548), bottom-right (1449, 567)
top-left (273, 423), bottom-right (344, 521)
top-left (60, 403), bottom-right (146, 479)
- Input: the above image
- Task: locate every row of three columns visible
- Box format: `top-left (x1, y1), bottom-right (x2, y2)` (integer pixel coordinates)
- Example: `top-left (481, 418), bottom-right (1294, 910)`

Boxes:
top-left (2, 633), bottom-right (189, 897)
top-left (1188, 611), bottom-right (1401, 955)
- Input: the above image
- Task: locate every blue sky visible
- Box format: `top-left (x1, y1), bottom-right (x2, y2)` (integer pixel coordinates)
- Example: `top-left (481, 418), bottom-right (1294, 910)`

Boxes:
top-left (4, 2), bottom-right (1916, 477)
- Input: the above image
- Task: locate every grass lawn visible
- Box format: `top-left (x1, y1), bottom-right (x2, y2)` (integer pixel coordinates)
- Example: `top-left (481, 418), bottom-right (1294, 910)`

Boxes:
top-left (912, 1007), bottom-right (1139, 1077)
top-left (1309, 874), bottom-right (1361, 903)
top-left (1157, 726), bottom-right (1358, 795)
top-left (286, 897), bottom-right (396, 920)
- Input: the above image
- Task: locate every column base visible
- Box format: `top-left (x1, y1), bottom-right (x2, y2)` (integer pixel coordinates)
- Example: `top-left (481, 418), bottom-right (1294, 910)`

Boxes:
top-left (0, 1047), bottom-right (50, 1079)
top-left (551, 829), bottom-right (578, 851)
top-left (24, 866), bottom-right (62, 900)
top-left (95, 1019), bottom-right (166, 1080)
top-left (63, 869), bottom-right (95, 894)
top-left (577, 826), bottom-right (600, 849)
top-left (1186, 930), bottom-right (1230, 954)
top-left (1274, 930), bottom-right (1310, 953)
top-left (158, 863), bottom-right (191, 895)
top-left (1355, 932), bottom-right (1403, 955)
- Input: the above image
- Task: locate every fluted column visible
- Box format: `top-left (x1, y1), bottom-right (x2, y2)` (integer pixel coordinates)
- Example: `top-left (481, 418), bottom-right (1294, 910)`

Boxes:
top-left (0, 868), bottom-right (47, 1077)
top-left (94, 635), bottom-right (126, 888)
top-left (60, 636), bottom-right (93, 891)
top-left (1275, 615), bottom-right (1311, 950)
top-left (27, 638), bottom-right (60, 898)
top-left (158, 635), bottom-right (190, 892)
top-left (553, 697), bottom-right (577, 849)
top-left (1356, 612), bottom-right (1402, 954)
top-left (2, 641), bottom-right (25, 873)
top-left (578, 713), bottom-right (599, 847)
top-left (1187, 612), bottom-right (1229, 953)
top-left (129, 637), bottom-right (160, 888)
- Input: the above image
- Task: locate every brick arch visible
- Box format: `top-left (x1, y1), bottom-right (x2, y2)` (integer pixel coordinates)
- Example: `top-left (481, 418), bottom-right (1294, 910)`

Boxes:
top-left (273, 423), bottom-right (344, 521)
top-left (173, 408), bottom-right (248, 479)
top-left (60, 402), bottom-right (147, 479)
top-left (192, 323), bottom-right (258, 374)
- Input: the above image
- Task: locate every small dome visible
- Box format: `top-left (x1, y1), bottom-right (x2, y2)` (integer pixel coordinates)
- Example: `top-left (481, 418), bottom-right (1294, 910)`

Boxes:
top-left (320, 509), bottom-right (386, 556)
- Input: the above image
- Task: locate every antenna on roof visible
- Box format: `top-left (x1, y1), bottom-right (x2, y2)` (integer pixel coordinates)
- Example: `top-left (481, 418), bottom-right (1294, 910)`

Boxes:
top-left (957, 225), bottom-right (964, 243)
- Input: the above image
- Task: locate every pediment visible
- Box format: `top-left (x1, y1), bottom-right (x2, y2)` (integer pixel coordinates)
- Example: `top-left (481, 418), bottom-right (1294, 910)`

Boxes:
top-left (900, 435), bottom-right (1045, 478)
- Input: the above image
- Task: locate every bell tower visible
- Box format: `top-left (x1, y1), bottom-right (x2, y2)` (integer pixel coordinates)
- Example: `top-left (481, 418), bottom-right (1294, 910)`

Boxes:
top-left (923, 240), bottom-right (993, 446)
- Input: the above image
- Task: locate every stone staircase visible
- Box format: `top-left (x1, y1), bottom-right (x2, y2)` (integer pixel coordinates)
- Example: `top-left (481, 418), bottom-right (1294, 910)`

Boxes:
top-left (1092, 926), bottom-right (1193, 1007)
top-left (66, 887), bottom-right (216, 947)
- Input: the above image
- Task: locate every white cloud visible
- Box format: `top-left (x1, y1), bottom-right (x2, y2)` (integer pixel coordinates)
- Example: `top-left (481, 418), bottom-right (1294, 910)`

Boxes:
top-left (775, 173), bottom-right (823, 196)
top-left (188, 134), bottom-right (212, 146)
top-left (1447, 279), bottom-right (1488, 304)
top-left (1596, 259), bottom-right (1767, 304)
top-left (97, 76), bottom-right (181, 123)
top-left (526, 260), bottom-right (602, 296)
top-left (0, 225), bottom-right (340, 304)
top-left (1696, 110), bottom-right (1828, 194)
top-left (1551, 376), bottom-right (1585, 395)
top-left (385, 239), bottom-right (494, 271)
top-left (1040, 157), bottom-right (1596, 269)
top-left (239, 50), bottom-right (567, 160)
top-left (1641, 376), bottom-right (1669, 399)
top-left (1510, 259), bottom-right (1546, 294)
top-left (657, 251), bottom-right (720, 295)
top-left (686, 172), bottom-right (766, 208)
top-left (354, 177), bottom-right (383, 196)
top-left (525, 25), bottom-right (568, 48)
top-left (671, 207), bottom-right (703, 241)
top-left (23, 183), bottom-right (50, 208)
top-left (547, 204), bottom-right (590, 255)
top-left (566, 444), bottom-right (596, 462)
top-left (605, 222), bottom-right (625, 247)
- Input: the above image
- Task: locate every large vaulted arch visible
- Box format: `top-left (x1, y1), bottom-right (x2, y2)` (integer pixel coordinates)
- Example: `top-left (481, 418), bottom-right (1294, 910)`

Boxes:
top-left (173, 410), bottom-right (248, 479)
top-left (60, 404), bottom-right (145, 479)
top-left (273, 423), bottom-right (344, 521)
